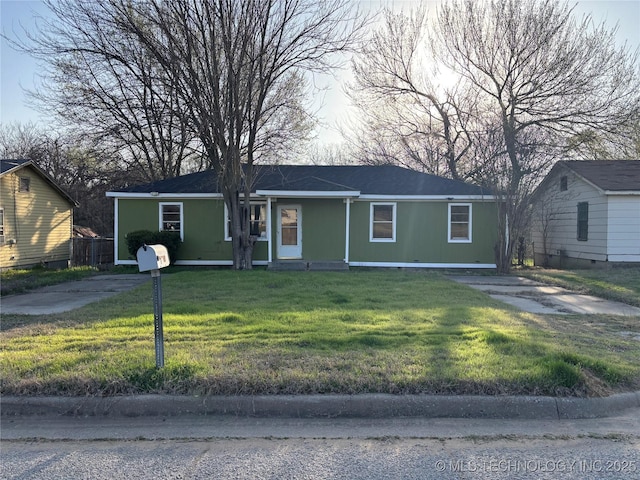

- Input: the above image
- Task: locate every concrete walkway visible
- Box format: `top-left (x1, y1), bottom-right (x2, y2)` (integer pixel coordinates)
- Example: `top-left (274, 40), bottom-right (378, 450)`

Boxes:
top-left (448, 276), bottom-right (640, 316)
top-left (0, 274), bottom-right (151, 315)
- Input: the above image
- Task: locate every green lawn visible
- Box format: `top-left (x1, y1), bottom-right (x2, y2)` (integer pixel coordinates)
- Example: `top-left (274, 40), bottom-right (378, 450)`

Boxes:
top-left (1, 270), bottom-right (639, 397)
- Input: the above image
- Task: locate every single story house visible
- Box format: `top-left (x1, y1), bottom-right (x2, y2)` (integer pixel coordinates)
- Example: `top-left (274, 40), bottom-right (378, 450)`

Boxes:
top-left (107, 164), bottom-right (499, 269)
top-left (1, 159), bottom-right (78, 270)
top-left (531, 160), bottom-right (640, 267)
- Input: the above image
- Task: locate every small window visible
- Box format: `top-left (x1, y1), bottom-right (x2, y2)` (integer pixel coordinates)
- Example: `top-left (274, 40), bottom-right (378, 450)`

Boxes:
top-left (370, 203), bottom-right (396, 242)
top-left (159, 203), bottom-right (183, 240)
top-left (0, 207), bottom-right (4, 242)
top-left (448, 203), bottom-right (472, 243)
top-left (577, 202), bottom-right (588, 241)
top-left (560, 176), bottom-right (567, 191)
top-left (19, 177), bottom-right (30, 192)
top-left (225, 203), bottom-right (267, 241)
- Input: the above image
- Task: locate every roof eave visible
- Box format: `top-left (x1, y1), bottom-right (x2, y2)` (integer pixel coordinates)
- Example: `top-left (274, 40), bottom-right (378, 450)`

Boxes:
top-left (256, 189), bottom-right (361, 198)
top-left (106, 192), bottom-right (223, 199)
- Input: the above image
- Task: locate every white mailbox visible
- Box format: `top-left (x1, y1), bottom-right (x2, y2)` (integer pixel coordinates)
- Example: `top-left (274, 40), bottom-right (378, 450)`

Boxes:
top-left (136, 244), bottom-right (170, 272)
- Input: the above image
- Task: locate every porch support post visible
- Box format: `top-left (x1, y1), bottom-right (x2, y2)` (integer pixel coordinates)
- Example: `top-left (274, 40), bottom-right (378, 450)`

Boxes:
top-left (267, 196), bottom-right (273, 264)
top-left (344, 198), bottom-right (351, 264)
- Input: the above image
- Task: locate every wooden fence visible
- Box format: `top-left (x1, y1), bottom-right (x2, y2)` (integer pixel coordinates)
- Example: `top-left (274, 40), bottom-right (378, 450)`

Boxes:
top-left (72, 238), bottom-right (114, 267)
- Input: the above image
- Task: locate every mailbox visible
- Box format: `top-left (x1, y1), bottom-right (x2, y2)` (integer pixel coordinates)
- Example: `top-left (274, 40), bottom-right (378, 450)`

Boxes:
top-left (136, 244), bottom-right (170, 272)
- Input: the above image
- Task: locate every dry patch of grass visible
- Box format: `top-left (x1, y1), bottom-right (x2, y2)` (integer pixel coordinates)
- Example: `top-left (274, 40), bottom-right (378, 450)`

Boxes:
top-left (1, 270), bottom-right (638, 397)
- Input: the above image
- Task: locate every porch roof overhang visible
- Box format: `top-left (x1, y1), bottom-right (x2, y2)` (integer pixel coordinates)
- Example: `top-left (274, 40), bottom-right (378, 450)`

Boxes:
top-left (256, 189), bottom-right (361, 198)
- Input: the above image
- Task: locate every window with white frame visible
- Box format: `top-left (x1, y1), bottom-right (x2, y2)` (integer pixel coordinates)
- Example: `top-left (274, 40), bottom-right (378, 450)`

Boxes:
top-left (370, 203), bottom-right (396, 242)
top-left (448, 203), bottom-right (472, 243)
top-left (225, 202), bottom-right (267, 241)
top-left (159, 203), bottom-right (183, 240)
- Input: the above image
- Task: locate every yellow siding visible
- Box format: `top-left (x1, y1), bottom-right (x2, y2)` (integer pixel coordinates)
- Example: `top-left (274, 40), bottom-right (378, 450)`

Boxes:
top-left (0, 166), bottom-right (73, 269)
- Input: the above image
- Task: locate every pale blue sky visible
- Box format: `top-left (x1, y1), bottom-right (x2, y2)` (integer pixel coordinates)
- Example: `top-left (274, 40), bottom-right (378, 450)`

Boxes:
top-left (1, 0), bottom-right (639, 143)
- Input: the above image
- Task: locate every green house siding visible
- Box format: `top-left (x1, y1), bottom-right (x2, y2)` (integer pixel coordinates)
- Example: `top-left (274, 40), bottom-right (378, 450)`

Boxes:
top-left (348, 200), bottom-right (497, 264)
top-left (276, 198), bottom-right (345, 261)
top-left (116, 197), bottom-right (497, 266)
top-left (117, 198), bottom-right (270, 262)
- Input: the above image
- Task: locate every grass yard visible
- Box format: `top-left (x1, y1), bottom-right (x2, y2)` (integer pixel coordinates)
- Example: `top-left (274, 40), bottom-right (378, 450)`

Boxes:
top-left (1, 269), bottom-right (639, 397)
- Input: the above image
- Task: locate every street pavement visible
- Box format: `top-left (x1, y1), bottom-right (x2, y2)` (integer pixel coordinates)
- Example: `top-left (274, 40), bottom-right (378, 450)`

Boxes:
top-left (2, 412), bottom-right (640, 479)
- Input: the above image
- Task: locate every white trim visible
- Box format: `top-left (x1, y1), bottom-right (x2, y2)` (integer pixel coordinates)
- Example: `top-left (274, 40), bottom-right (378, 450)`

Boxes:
top-left (349, 261), bottom-right (496, 269)
top-left (448, 203), bottom-right (472, 243)
top-left (159, 202), bottom-right (184, 241)
top-left (267, 197), bottom-right (273, 264)
top-left (277, 204), bottom-right (303, 259)
top-left (344, 199), bottom-right (351, 263)
top-left (604, 191), bottom-right (640, 196)
top-left (115, 259), bottom-right (137, 266)
top-left (175, 260), bottom-right (269, 266)
top-left (223, 202), bottom-right (268, 242)
top-left (358, 194), bottom-right (495, 201)
top-left (106, 192), bottom-right (223, 199)
top-left (370, 202), bottom-right (396, 243)
top-left (108, 191), bottom-right (498, 201)
top-left (256, 190), bottom-right (360, 198)
top-left (114, 198), bottom-right (120, 264)
top-left (114, 259), bottom-right (271, 267)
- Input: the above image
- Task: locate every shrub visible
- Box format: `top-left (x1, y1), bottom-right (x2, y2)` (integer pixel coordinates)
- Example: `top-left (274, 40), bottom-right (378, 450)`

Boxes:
top-left (125, 230), bottom-right (181, 264)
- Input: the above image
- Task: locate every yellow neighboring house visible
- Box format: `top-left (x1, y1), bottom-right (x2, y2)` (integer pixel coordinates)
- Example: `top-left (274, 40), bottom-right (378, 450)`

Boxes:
top-left (1, 159), bottom-right (78, 270)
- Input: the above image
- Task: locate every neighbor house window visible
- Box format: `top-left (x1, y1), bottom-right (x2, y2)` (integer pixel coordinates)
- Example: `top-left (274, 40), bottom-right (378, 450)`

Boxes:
top-left (370, 203), bottom-right (396, 242)
top-left (225, 203), bottom-right (267, 241)
top-left (19, 177), bottom-right (30, 192)
top-left (0, 208), bottom-right (4, 242)
top-left (560, 176), bottom-right (568, 191)
top-left (448, 203), bottom-right (472, 243)
top-left (159, 202), bottom-right (183, 240)
top-left (577, 202), bottom-right (588, 241)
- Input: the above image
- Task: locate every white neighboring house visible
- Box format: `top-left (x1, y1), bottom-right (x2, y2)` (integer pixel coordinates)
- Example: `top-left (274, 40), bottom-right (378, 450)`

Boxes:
top-left (532, 160), bottom-right (640, 268)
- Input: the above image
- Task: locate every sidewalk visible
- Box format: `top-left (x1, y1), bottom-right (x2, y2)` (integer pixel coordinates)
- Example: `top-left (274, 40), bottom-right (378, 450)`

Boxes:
top-left (448, 276), bottom-right (640, 316)
top-left (1, 274), bottom-right (150, 315)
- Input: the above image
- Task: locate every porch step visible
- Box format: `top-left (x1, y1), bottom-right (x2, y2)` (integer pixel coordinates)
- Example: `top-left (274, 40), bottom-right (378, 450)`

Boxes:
top-left (268, 261), bottom-right (349, 271)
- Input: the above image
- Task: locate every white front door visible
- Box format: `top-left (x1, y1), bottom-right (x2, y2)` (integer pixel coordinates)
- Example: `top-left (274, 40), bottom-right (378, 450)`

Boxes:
top-left (277, 205), bottom-right (302, 259)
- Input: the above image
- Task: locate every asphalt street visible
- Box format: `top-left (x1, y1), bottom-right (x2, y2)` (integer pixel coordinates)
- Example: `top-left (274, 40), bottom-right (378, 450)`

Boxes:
top-left (2, 412), bottom-right (640, 479)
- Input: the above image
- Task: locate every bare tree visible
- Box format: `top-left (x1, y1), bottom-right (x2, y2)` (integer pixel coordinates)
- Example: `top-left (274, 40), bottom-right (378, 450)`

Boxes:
top-left (0, 122), bottom-right (130, 235)
top-left (13, 0), bottom-right (365, 269)
top-left (348, 7), bottom-right (475, 180)
top-left (11, 0), bottom-right (203, 183)
top-left (348, 0), bottom-right (639, 272)
top-left (106, 0), bottom-right (366, 269)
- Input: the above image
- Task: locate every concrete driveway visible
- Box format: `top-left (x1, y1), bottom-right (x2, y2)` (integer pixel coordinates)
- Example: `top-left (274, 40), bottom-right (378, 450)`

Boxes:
top-left (1, 274), bottom-right (151, 315)
top-left (448, 276), bottom-right (640, 316)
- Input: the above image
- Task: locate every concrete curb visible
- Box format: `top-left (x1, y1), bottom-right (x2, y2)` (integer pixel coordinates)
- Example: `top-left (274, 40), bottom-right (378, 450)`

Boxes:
top-left (2, 392), bottom-right (639, 419)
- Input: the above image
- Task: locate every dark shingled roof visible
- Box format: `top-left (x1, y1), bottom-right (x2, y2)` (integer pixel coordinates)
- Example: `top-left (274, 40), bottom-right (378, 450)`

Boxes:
top-left (1, 159), bottom-right (30, 174)
top-left (560, 160), bottom-right (640, 192)
top-left (115, 165), bottom-right (489, 196)
top-left (1, 159), bottom-right (78, 206)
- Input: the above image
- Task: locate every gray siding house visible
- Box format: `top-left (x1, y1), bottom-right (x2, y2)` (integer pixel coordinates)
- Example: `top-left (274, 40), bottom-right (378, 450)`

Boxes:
top-left (532, 160), bottom-right (640, 267)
